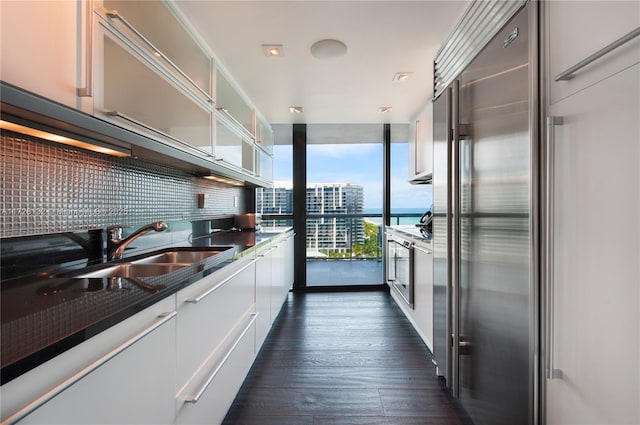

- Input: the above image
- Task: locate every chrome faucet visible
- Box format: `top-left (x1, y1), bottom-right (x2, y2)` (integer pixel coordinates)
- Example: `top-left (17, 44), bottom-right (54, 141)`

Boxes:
top-left (107, 221), bottom-right (168, 261)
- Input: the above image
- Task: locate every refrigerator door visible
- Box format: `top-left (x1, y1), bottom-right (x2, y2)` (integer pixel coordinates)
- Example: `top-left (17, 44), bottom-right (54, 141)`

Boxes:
top-left (456, 4), bottom-right (533, 425)
top-left (432, 88), bottom-right (451, 380)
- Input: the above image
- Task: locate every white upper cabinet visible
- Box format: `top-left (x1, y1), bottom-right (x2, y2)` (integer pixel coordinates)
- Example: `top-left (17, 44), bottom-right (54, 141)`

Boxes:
top-left (408, 101), bottom-right (434, 182)
top-left (102, 0), bottom-right (213, 102)
top-left (257, 116), bottom-right (274, 154)
top-left (546, 0), bottom-right (640, 104)
top-left (94, 1), bottom-right (214, 156)
top-left (0, 0), bottom-right (81, 109)
top-left (215, 69), bottom-right (254, 136)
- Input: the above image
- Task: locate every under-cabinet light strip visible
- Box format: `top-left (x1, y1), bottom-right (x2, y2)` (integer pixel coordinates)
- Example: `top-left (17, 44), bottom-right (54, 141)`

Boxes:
top-left (0, 120), bottom-right (130, 157)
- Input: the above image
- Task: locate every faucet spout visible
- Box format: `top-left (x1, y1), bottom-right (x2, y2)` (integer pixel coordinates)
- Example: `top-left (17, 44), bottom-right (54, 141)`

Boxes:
top-left (107, 221), bottom-right (168, 261)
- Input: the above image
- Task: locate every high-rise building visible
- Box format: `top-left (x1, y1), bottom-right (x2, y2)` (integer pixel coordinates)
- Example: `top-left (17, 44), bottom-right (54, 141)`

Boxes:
top-left (256, 187), bottom-right (293, 215)
top-left (256, 183), bottom-right (365, 255)
top-left (306, 184), bottom-right (364, 255)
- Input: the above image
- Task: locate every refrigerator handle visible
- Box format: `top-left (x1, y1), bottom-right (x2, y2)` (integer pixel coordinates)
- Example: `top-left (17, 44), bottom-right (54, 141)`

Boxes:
top-left (546, 115), bottom-right (564, 380)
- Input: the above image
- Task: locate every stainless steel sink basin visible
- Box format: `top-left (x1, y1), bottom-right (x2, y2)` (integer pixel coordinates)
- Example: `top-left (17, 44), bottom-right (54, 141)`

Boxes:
top-left (76, 263), bottom-right (188, 278)
top-left (131, 249), bottom-right (228, 265)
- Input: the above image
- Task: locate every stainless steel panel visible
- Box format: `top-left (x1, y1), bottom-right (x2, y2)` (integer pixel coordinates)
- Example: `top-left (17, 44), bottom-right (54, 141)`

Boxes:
top-left (434, 0), bottom-right (527, 98)
top-left (456, 4), bottom-right (532, 425)
top-left (432, 89), bottom-right (451, 380)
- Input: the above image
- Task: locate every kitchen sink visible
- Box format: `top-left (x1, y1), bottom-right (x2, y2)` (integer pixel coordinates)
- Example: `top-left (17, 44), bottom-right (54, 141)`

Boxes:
top-left (72, 247), bottom-right (235, 280)
top-left (75, 263), bottom-right (188, 278)
top-left (131, 249), bottom-right (229, 265)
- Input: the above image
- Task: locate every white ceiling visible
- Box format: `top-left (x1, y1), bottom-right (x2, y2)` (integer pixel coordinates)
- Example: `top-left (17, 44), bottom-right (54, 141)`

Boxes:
top-left (174, 1), bottom-right (469, 125)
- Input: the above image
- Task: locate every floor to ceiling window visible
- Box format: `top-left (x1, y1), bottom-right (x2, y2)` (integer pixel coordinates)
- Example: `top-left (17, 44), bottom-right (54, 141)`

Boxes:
top-left (305, 140), bottom-right (384, 287)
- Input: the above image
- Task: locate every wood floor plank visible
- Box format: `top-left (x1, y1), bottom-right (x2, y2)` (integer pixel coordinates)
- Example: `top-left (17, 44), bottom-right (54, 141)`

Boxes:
top-left (226, 388), bottom-right (384, 416)
top-left (249, 366), bottom-right (443, 389)
top-left (313, 416), bottom-right (468, 425)
top-left (252, 349), bottom-right (434, 369)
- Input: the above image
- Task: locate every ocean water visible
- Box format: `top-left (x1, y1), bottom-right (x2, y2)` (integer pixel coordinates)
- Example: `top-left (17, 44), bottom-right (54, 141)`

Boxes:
top-left (363, 208), bottom-right (426, 226)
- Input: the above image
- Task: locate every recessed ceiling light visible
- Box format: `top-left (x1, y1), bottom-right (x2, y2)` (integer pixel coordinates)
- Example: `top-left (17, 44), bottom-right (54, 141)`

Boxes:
top-left (262, 44), bottom-right (283, 57)
top-left (378, 106), bottom-right (392, 114)
top-left (310, 39), bottom-right (348, 59)
top-left (289, 106), bottom-right (303, 114)
top-left (393, 72), bottom-right (413, 82)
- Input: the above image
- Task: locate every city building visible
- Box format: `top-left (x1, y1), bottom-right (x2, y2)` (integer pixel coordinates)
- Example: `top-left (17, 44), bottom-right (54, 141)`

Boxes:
top-left (257, 183), bottom-right (365, 255)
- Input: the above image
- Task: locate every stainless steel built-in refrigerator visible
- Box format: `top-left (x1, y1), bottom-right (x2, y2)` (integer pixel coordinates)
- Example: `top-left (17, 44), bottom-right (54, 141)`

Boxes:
top-left (432, 3), bottom-right (537, 424)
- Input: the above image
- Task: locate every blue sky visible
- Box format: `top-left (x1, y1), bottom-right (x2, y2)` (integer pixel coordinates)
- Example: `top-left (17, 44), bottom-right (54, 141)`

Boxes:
top-left (272, 143), bottom-right (432, 210)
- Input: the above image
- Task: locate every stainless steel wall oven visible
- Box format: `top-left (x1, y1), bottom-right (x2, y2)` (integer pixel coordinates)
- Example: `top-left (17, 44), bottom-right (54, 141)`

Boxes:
top-left (386, 235), bottom-right (414, 308)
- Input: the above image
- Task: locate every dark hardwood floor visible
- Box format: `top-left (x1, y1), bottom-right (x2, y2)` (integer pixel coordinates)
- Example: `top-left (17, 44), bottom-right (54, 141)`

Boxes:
top-left (223, 290), bottom-right (473, 425)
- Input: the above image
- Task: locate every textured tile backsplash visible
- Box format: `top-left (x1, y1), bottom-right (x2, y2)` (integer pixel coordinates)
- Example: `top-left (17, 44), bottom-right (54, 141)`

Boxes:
top-left (1, 130), bottom-right (244, 237)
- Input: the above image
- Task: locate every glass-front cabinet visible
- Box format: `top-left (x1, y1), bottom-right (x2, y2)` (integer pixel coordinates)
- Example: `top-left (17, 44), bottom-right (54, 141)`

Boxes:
top-left (215, 69), bottom-right (254, 136)
top-left (257, 116), bottom-right (274, 154)
top-left (93, 0), bottom-right (273, 185)
top-left (102, 0), bottom-right (212, 101)
top-left (94, 1), bottom-right (214, 156)
top-left (100, 35), bottom-right (213, 155)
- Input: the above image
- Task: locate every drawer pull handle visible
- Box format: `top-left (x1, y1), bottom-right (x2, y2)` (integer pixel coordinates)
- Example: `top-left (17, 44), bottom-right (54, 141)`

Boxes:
top-left (413, 246), bottom-right (432, 255)
top-left (184, 312), bottom-right (259, 404)
top-left (1, 311), bottom-right (176, 425)
top-left (77, 1), bottom-right (93, 97)
top-left (555, 27), bottom-right (640, 81)
top-left (185, 259), bottom-right (257, 304)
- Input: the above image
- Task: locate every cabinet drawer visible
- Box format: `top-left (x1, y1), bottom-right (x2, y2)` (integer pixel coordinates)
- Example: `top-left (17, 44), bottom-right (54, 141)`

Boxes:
top-left (176, 311), bottom-right (257, 425)
top-left (176, 258), bottom-right (256, 387)
top-left (1, 297), bottom-right (176, 425)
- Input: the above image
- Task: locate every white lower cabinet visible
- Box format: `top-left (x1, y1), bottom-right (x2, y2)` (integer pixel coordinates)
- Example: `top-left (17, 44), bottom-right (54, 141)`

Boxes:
top-left (255, 245), bottom-right (273, 348)
top-left (2, 233), bottom-right (294, 425)
top-left (412, 244), bottom-right (434, 350)
top-left (256, 232), bottom-right (293, 351)
top-left (176, 312), bottom-right (256, 425)
top-left (271, 234), bottom-right (294, 321)
top-left (175, 255), bottom-right (257, 424)
top-left (1, 297), bottom-right (177, 425)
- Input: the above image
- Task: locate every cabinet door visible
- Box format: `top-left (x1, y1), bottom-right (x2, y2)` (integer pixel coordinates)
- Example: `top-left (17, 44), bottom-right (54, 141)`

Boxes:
top-left (96, 22), bottom-right (213, 155)
top-left (255, 247), bottom-right (273, 348)
top-left (257, 117), bottom-right (274, 154)
top-left (215, 69), bottom-right (254, 135)
top-left (256, 147), bottom-right (274, 183)
top-left (176, 315), bottom-right (256, 425)
top-left (215, 118), bottom-right (256, 172)
top-left (546, 64), bottom-right (639, 425)
top-left (283, 235), bottom-right (294, 296)
top-left (546, 1), bottom-right (640, 104)
top-left (102, 0), bottom-right (212, 100)
top-left (408, 102), bottom-right (433, 181)
top-left (0, 1), bottom-right (79, 108)
top-left (270, 240), bottom-right (285, 322)
top-left (413, 245), bottom-right (434, 351)
top-left (10, 297), bottom-right (176, 425)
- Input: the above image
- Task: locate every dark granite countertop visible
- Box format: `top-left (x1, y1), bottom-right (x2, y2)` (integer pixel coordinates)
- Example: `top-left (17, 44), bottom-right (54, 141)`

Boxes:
top-left (0, 227), bottom-right (292, 385)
